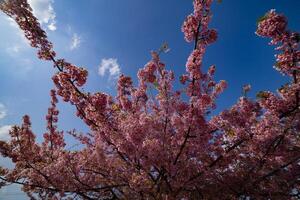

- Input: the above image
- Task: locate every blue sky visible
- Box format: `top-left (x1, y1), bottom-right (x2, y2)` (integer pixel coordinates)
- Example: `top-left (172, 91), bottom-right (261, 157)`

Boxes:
top-left (0, 0), bottom-right (299, 199)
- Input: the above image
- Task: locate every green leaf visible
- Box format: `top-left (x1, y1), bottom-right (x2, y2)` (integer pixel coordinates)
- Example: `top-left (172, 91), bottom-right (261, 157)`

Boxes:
top-left (153, 81), bottom-right (159, 89)
top-left (256, 15), bottom-right (268, 25)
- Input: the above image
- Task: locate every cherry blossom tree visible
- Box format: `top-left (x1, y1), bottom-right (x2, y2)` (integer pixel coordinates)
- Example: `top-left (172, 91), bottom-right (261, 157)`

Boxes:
top-left (0, 0), bottom-right (299, 199)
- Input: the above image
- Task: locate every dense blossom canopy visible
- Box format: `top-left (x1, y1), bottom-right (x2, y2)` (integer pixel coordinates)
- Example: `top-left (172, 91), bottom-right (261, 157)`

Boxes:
top-left (0, 0), bottom-right (299, 199)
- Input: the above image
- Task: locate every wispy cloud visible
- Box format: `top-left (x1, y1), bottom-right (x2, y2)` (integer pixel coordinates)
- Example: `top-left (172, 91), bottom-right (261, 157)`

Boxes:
top-left (28, 0), bottom-right (57, 31)
top-left (98, 58), bottom-right (121, 80)
top-left (0, 103), bottom-right (7, 120)
top-left (0, 125), bottom-right (12, 141)
top-left (70, 33), bottom-right (81, 50)
top-left (6, 45), bottom-right (21, 55)
top-left (1, 15), bottom-right (36, 74)
top-left (0, 104), bottom-right (11, 141)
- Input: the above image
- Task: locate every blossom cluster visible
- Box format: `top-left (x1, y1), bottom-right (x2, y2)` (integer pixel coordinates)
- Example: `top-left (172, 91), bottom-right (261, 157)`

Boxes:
top-left (0, 0), bottom-right (55, 60)
top-left (256, 9), bottom-right (287, 39)
top-left (256, 9), bottom-right (299, 76)
top-left (43, 89), bottom-right (65, 149)
top-left (52, 60), bottom-right (88, 103)
top-left (182, 14), bottom-right (199, 42)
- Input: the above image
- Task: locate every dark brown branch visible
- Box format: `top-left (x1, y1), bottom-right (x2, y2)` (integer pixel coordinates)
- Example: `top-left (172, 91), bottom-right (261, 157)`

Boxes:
top-left (253, 155), bottom-right (300, 186)
top-left (173, 127), bottom-right (191, 165)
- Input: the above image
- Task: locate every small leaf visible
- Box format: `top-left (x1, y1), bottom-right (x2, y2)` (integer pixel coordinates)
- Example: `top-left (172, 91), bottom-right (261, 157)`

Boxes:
top-left (226, 129), bottom-right (235, 137)
top-left (153, 81), bottom-right (159, 89)
top-left (274, 62), bottom-right (281, 68)
top-left (278, 83), bottom-right (289, 94)
top-left (256, 15), bottom-right (268, 25)
top-left (256, 91), bottom-right (269, 99)
top-left (111, 104), bottom-right (120, 111)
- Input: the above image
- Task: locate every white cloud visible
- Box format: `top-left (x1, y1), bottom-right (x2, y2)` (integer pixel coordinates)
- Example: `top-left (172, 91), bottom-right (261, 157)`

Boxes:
top-left (0, 103), bottom-right (11, 142)
top-left (98, 58), bottom-right (121, 80)
top-left (6, 45), bottom-right (21, 54)
top-left (70, 33), bottom-right (81, 50)
top-left (0, 125), bottom-right (12, 141)
top-left (0, 103), bottom-right (7, 120)
top-left (28, 0), bottom-right (57, 31)
top-left (48, 22), bottom-right (56, 31)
